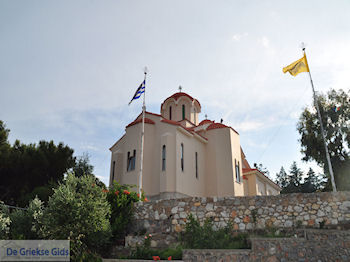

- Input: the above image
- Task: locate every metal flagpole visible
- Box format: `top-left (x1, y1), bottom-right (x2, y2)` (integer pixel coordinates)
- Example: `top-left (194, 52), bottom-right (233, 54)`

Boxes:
top-left (139, 67), bottom-right (148, 200)
top-left (303, 47), bottom-right (337, 192)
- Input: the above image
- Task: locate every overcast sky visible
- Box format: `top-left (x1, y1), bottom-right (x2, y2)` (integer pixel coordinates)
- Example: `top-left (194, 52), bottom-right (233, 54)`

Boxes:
top-left (1, 1), bottom-right (349, 185)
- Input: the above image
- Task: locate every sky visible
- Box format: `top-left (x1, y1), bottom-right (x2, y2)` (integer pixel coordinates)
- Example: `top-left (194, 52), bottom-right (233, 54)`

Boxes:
top-left (1, 0), bottom-right (350, 185)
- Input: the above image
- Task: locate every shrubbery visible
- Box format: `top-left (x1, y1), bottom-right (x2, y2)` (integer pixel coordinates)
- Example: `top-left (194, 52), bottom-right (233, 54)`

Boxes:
top-left (39, 173), bottom-right (111, 260)
top-left (130, 234), bottom-right (182, 260)
top-left (2, 174), bottom-right (148, 261)
top-left (181, 214), bottom-right (249, 249)
top-left (9, 197), bottom-right (43, 239)
top-left (0, 201), bottom-right (11, 239)
top-left (107, 181), bottom-right (146, 240)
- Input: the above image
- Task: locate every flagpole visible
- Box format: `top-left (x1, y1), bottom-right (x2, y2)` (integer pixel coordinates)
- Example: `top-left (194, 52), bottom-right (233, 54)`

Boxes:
top-left (303, 48), bottom-right (337, 192)
top-left (139, 67), bottom-right (147, 200)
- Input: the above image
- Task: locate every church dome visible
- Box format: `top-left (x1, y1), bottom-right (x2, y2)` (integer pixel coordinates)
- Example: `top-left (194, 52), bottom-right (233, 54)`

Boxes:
top-left (160, 92), bottom-right (201, 125)
top-left (161, 92), bottom-right (201, 109)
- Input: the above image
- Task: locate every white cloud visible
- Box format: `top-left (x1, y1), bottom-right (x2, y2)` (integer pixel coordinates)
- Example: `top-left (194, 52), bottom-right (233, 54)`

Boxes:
top-left (231, 32), bottom-right (248, 42)
top-left (245, 139), bottom-right (268, 149)
top-left (234, 120), bottom-right (265, 132)
top-left (258, 36), bottom-right (270, 48)
top-left (80, 142), bottom-right (100, 152)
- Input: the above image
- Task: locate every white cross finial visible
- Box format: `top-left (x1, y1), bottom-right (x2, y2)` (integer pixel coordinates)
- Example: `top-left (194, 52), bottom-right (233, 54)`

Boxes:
top-left (179, 85), bottom-right (182, 92)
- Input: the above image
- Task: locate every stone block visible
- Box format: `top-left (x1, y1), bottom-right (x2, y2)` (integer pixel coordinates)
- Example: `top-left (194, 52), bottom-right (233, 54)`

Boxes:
top-left (206, 203), bottom-right (214, 211)
top-left (243, 216), bottom-right (250, 223)
top-left (171, 206), bottom-right (178, 214)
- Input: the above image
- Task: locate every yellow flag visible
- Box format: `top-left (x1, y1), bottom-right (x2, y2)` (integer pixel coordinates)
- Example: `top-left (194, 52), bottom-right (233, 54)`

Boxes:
top-left (283, 54), bottom-right (309, 76)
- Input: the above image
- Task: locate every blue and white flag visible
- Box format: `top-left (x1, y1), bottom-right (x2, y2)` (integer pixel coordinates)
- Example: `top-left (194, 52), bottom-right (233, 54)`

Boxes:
top-left (128, 80), bottom-right (145, 105)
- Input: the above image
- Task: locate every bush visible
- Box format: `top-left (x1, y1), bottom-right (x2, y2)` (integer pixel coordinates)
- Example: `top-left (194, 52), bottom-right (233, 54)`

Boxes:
top-left (18, 184), bottom-right (55, 206)
top-left (0, 201), bottom-right (11, 239)
top-left (39, 173), bottom-right (111, 260)
top-left (107, 182), bottom-right (146, 239)
top-left (9, 197), bottom-right (43, 239)
top-left (181, 214), bottom-right (249, 249)
top-left (130, 234), bottom-right (182, 260)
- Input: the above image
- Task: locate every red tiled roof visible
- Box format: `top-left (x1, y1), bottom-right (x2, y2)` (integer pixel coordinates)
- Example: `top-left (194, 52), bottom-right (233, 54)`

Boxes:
top-left (243, 168), bottom-right (257, 173)
top-left (161, 92), bottom-right (201, 108)
top-left (145, 111), bottom-right (162, 117)
top-left (207, 122), bottom-right (228, 130)
top-left (178, 118), bottom-right (196, 127)
top-left (161, 119), bottom-right (208, 141)
top-left (126, 118), bottom-right (155, 128)
top-left (161, 118), bottom-right (181, 126)
top-left (206, 122), bottom-right (239, 135)
top-left (243, 168), bottom-right (281, 189)
top-left (198, 119), bottom-right (214, 126)
top-left (193, 131), bottom-right (208, 141)
top-left (184, 127), bottom-right (193, 132)
top-left (133, 111), bottom-right (162, 122)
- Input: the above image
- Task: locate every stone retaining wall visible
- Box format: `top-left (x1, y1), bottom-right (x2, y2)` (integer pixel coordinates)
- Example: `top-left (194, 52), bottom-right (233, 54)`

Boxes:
top-left (108, 229), bottom-right (350, 261)
top-left (131, 192), bottom-right (350, 245)
top-left (183, 236), bottom-right (350, 262)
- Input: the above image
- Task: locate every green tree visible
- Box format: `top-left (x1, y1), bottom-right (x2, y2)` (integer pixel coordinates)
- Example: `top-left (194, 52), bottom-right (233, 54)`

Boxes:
top-left (300, 168), bottom-right (323, 193)
top-left (40, 173), bottom-right (111, 259)
top-left (0, 201), bottom-right (11, 239)
top-left (275, 166), bottom-right (289, 188)
top-left (289, 161), bottom-right (303, 187)
top-left (254, 163), bottom-right (271, 178)
top-left (280, 162), bottom-right (303, 194)
top-left (71, 153), bottom-right (105, 188)
top-left (297, 89), bottom-right (350, 191)
top-left (0, 120), bottom-right (10, 152)
top-left (72, 153), bottom-right (94, 177)
top-left (0, 121), bottom-right (75, 206)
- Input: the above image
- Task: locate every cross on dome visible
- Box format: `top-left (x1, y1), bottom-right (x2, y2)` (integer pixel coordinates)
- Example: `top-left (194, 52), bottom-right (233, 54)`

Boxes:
top-left (178, 85), bottom-right (182, 92)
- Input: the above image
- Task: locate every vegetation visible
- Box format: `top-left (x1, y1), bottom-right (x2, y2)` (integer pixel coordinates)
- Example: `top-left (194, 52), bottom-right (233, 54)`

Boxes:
top-left (38, 173), bottom-right (111, 260)
top-left (254, 163), bottom-right (271, 178)
top-left (297, 88), bottom-right (350, 191)
top-left (129, 234), bottom-right (182, 260)
top-left (0, 120), bottom-right (107, 207)
top-left (9, 197), bottom-right (43, 240)
top-left (181, 214), bottom-right (249, 249)
top-left (107, 181), bottom-right (146, 240)
top-left (72, 152), bottom-right (94, 177)
top-left (0, 201), bottom-right (11, 239)
top-left (275, 162), bottom-right (324, 193)
top-left (0, 120), bottom-right (75, 206)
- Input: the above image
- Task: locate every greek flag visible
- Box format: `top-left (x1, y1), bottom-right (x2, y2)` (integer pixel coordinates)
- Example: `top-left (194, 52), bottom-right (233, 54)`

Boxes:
top-left (128, 80), bottom-right (145, 105)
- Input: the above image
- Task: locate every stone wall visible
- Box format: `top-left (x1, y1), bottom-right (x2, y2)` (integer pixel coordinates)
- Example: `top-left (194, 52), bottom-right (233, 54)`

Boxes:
top-left (183, 234), bottom-right (350, 262)
top-left (107, 229), bottom-right (350, 261)
top-left (130, 192), bottom-right (350, 247)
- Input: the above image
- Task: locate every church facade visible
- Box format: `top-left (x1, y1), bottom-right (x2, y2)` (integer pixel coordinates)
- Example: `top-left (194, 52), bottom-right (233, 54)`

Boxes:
top-left (109, 92), bottom-right (280, 199)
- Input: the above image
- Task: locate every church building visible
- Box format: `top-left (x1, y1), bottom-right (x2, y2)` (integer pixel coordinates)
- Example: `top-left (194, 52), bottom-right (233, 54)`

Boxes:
top-left (109, 91), bottom-right (280, 199)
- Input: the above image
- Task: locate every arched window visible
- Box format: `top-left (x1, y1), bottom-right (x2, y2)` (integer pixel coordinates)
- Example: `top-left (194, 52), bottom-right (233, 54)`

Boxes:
top-left (181, 143), bottom-right (184, 171)
top-left (162, 145), bottom-right (166, 171)
top-left (112, 161), bottom-right (115, 181)
top-left (127, 150), bottom-right (136, 172)
top-left (169, 106), bottom-right (172, 120)
top-left (235, 159), bottom-right (241, 183)
top-left (182, 105), bottom-right (185, 120)
top-left (195, 152), bottom-right (198, 179)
